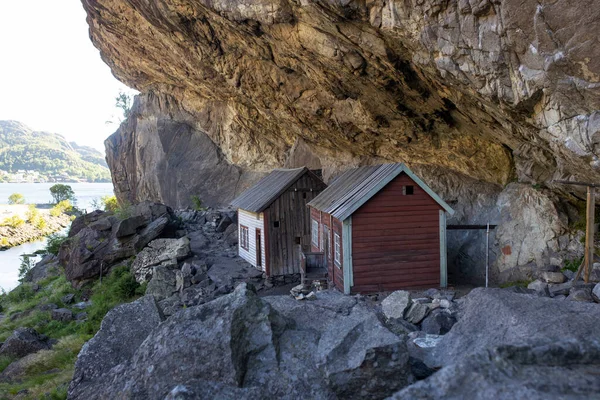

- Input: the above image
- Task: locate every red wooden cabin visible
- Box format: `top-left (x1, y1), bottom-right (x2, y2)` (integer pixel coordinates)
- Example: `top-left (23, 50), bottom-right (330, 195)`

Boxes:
top-left (307, 163), bottom-right (454, 294)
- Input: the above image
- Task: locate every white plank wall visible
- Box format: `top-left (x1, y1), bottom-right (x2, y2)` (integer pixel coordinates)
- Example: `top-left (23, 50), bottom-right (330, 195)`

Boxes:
top-left (238, 209), bottom-right (266, 272)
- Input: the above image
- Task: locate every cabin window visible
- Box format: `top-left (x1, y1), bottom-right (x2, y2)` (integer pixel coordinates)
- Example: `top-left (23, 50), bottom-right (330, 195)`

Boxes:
top-left (311, 219), bottom-right (319, 246)
top-left (334, 233), bottom-right (341, 267)
top-left (295, 236), bottom-right (301, 245)
top-left (240, 225), bottom-right (249, 251)
top-left (403, 185), bottom-right (414, 195)
top-left (303, 192), bottom-right (307, 199)
top-left (273, 221), bottom-right (280, 228)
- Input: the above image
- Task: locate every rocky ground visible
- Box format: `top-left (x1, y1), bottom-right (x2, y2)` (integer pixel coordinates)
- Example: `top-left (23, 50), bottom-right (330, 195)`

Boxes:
top-left (2, 203), bottom-right (600, 399)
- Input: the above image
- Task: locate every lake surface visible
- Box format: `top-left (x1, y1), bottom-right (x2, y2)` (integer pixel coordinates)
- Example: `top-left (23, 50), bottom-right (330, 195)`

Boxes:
top-left (0, 182), bottom-right (114, 211)
top-left (0, 183), bottom-right (114, 291)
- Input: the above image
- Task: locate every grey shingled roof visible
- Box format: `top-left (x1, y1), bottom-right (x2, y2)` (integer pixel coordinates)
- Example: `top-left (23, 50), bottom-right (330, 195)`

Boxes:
top-left (231, 167), bottom-right (312, 212)
top-left (308, 163), bottom-right (454, 220)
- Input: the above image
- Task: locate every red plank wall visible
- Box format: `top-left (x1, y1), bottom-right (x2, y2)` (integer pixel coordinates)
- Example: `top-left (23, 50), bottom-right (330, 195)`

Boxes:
top-left (351, 173), bottom-right (442, 293)
top-left (310, 207), bottom-right (344, 291)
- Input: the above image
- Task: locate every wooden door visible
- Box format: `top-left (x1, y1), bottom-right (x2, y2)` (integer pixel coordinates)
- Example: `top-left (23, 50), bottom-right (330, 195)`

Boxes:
top-left (256, 229), bottom-right (262, 268)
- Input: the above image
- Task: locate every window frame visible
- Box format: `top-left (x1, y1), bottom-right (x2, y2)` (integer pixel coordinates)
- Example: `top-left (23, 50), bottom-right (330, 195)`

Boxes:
top-left (240, 225), bottom-right (250, 251)
top-left (311, 219), bottom-right (319, 247)
top-left (334, 233), bottom-right (341, 267)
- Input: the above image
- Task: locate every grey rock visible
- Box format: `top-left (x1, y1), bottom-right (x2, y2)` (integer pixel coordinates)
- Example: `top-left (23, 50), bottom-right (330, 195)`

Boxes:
top-left (406, 332), bottom-right (444, 369)
top-left (432, 288), bottom-right (600, 368)
top-left (61, 294), bottom-right (75, 305)
top-left (223, 223), bottom-right (238, 247)
top-left (187, 231), bottom-right (209, 254)
top-left (548, 281), bottom-right (573, 297)
top-left (563, 269), bottom-right (575, 280)
top-left (422, 288), bottom-right (440, 299)
top-left (0, 328), bottom-right (52, 359)
top-left (37, 303), bottom-right (58, 311)
top-left (131, 237), bottom-right (191, 282)
top-left (68, 296), bottom-right (164, 399)
top-left (163, 380), bottom-right (264, 400)
top-left (412, 297), bottom-right (430, 304)
top-left (542, 271), bottom-right (566, 284)
top-left (381, 290), bottom-right (411, 320)
top-left (391, 339), bottom-right (600, 400)
top-left (73, 301), bottom-right (91, 310)
top-left (114, 215), bottom-right (146, 237)
top-left (146, 265), bottom-right (178, 301)
top-left (527, 279), bottom-right (548, 292)
top-left (421, 309), bottom-right (457, 335)
top-left (405, 303), bottom-right (429, 324)
top-left (75, 312), bottom-right (88, 321)
top-left (23, 254), bottom-right (60, 284)
top-left (593, 283), bottom-right (600, 302)
top-left (69, 286), bottom-right (413, 399)
top-left (215, 216), bottom-right (232, 233)
top-left (61, 203), bottom-right (177, 286)
top-left (566, 287), bottom-right (594, 302)
top-left (438, 299), bottom-right (451, 308)
top-left (51, 308), bottom-right (73, 322)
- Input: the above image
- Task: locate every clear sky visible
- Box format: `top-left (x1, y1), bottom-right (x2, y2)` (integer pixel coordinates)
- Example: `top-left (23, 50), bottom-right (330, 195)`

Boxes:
top-left (0, 1), bottom-right (137, 151)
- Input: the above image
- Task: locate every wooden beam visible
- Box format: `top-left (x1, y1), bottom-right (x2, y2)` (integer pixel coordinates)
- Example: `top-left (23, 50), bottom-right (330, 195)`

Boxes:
top-left (585, 187), bottom-right (595, 283)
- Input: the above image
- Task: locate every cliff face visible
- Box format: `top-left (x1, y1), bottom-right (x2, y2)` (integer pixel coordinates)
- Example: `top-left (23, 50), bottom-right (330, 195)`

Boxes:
top-left (93, 0), bottom-right (598, 283)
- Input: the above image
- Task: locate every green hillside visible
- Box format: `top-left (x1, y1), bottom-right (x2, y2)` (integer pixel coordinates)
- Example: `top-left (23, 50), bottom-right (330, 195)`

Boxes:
top-left (0, 121), bottom-right (110, 182)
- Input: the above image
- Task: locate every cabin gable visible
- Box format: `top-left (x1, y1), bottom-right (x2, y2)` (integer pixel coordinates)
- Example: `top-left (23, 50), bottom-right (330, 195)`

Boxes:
top-left (350, 173), bottom-right (443, 292)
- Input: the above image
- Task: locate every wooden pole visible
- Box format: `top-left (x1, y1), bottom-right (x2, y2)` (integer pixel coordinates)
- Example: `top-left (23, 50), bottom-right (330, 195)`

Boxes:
top-left (585, 187), bottom-right (595, 283)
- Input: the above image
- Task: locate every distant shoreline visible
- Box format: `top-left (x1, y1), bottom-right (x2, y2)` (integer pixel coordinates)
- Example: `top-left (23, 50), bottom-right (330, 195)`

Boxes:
top-left (0, 204), bottom-right (71, 250)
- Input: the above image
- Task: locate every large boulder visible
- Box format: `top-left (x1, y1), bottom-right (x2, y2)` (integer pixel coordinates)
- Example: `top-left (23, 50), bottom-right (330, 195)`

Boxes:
top-left (68, 287), bottom-right (413, 399)
top-left (131, 237), bottom-right (191, 282)
top-left (431, 288), bottom-right (600, 368)
top-left (60, 201), bottom-right (178, 286)
top-left (0, 328), bottom-right (52, 359)
top-left (68, 296), bottom-right (164, 399)
top-left (391, 339), bottom-right (600, 400)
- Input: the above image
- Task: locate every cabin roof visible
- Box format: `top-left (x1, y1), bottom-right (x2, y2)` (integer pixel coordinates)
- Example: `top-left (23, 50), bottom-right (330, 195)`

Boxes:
top-left (231, 167), bottom-right (321, 213)
top-left (307, 163), bottom-right (454, 220)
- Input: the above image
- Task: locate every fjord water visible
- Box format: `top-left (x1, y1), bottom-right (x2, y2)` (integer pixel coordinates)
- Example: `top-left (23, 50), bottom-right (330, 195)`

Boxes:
top-left (0, 182), bottom-right (114, 211)
top-left (0, 182), bottom-right (114, 291)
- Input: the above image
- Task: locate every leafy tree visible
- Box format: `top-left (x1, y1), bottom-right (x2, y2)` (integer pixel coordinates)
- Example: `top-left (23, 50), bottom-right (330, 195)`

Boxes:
top-left (49, 184), bottom-right (75, 204)
top-left (18, 254), bottom-right (35, 282)
top-left (7, 193), bottom-right (25, 205)
top-left (115, 91), bottom-right (133, 120)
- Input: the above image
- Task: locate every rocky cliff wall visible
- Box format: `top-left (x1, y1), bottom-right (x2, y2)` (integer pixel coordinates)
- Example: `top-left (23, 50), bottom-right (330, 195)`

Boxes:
top-left (93, 0), bottom-right (598, 283)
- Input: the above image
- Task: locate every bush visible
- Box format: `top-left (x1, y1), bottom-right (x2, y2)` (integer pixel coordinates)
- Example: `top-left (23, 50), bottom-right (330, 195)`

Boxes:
top-left (191, 195), bottom-right (206, 211)
top-left (101, 195), bottom-right (119, 212)
top-left (49, 184), bottom-right (75, 204)
top-left (50, 200), bottom-right (73, 217)
top-left (2, 215), bottom-right (25, 228)
top-left (34, 217), bottom-right (47, 230)
top-left (0, 237), bottom-right (8, 247)
top-left (79, 266), bottom-right (142, 334)
top-left (114, 201), bottom-right (132, 220)
top-left (7, 193), bottom-right (25, 205)
top-left (45, 233), bottom-right (68, 256)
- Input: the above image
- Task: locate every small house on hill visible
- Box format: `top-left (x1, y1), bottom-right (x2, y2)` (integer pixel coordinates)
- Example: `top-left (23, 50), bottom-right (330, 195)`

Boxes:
top-left (230, 167), bottom-right (327, 278)
top-left (307, 163), bottom-right (454, 294)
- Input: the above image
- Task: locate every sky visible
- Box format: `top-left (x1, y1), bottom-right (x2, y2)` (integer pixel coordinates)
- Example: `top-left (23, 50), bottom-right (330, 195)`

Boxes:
top-left (0, 1), bottom-right (137, 151)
